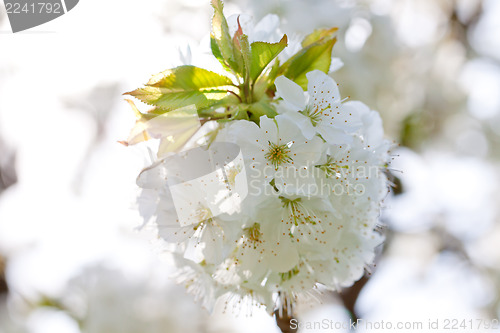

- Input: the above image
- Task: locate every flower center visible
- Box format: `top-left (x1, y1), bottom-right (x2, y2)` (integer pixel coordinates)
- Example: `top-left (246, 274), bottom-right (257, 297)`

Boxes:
top-left (225, 164), bottom-right (242, 187)
top-left (279, 266), bottom-right (300, 282)
top-left (315, 155), bottom-right (349, 179)
top-left (245, 223), bottom-right (262, 243)
top-left (193, 205), bottom-right (214, 230)
top-left (265, 142), bottom-right (292, 169)
top-left (281, 197), bottom-right (318, 227)
top-left (300, 104), bottom-right (331, 126)
top-left (238, 223), bottom-right (262, 250)
top-left (279, 196), bottom-right (324, 242)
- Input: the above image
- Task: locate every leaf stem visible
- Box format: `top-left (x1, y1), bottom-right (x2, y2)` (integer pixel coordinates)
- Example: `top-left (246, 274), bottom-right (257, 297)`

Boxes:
top-left (228, 89), bottom-right (243, 103)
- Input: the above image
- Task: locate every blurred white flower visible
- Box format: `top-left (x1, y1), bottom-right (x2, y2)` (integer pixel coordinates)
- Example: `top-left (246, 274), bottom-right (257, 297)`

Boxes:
top-left (386, 148), bottom-right (497, 239)
top-left (227, 14), bottom-right (282, 44)
top-left (0, 302), bottom-right (28, 333)
top-left (56, 265), bottom-right (207, 333)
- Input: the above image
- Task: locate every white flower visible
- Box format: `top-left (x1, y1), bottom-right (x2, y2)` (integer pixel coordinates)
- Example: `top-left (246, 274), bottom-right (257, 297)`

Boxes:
top-left (0, 303), bottom-right (28, 333)
top-left (220, 115), bottom-right (324, 198)
top-left (136, 161), bottom-right (245, 265)
top-left (232, 199), bottom-right (301, 275)
top-left (227, 14), bottom-right (282, 44)
top-left (173, 254), bottom-right (221, 312)
top-left (135, 105), bottom-right (390, 313)
top-left (125, 0), bottom-right (393, 318)
top-left (226, 14), bottom-right (300, 63)
top-left (53, 265), bottom-right (207, 333)
top-left (275, 70), bottom-right (371, 145)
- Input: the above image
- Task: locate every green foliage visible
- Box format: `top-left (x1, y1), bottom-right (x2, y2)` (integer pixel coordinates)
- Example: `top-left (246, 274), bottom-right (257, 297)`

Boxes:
top-left (123, 0), bottom-right (338, 141)
top-left (248, 100), bottom-right (278, 122)
top-left (231, 17), bottom-right (251, 78)
top-left (278, 29), bottom-right (337, 89)
top-left (210, 0), bottom-right (238, 73)
top-left (147, 65), bottom-right (233, 90)
top-left (301, 27), bottom-right (338, 48)
top-left (125, 87), bottom-right (229, 112)
top-left (250, 35), bottom-right (288, 82)
top-left (124, 66), bottom-right (234, 113)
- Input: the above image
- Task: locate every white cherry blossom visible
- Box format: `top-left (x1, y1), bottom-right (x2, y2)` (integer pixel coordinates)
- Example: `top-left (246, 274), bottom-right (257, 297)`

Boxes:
top-left (275, 70), bottom-right (372, 145)
top-left (219, 115), bottom-right (324, 199)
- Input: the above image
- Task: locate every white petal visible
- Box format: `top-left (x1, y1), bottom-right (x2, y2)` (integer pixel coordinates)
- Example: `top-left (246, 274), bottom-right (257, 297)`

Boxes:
top-left (227, 120), bottom-right (268, 159)
top-left (282, 111), bottom-right (316, 140)
top-left (275, 75), bottom-right (307, 111)
top-left (274, 166), bottom-right (318, 197)
top-left (201, 224), bottom-right (225, 264)
top-left (330, 100), bottom-right (369, 132)
top-left (317, 125), bottom-right (354, 145)
top-left (274, 114), bottom-right (302, 144)
top-left (259, 115), bottom-right (279, 142)
top-left (291, 136), bottom-right (324, 166)
top-left (329, 57), bottom-right (344, 72)
top-left (362, 110), bottom-right (384, 147)
top-left (252, 14), bottom-right (281, 42)
top-left (226, 14), bottom-right (254, 39)
top-left (306, 70), bottom-right (340, 104)
top-left (137, 189), bottom-right (158, 228)
top-left (136, 159), bottom-right (167, 189)
top-left (260, 218), bottom-right (300, 273)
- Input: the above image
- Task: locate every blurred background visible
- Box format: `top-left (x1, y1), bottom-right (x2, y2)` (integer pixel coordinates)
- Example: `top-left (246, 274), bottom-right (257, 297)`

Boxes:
top-left (1, 0), bottom-right (500, 332)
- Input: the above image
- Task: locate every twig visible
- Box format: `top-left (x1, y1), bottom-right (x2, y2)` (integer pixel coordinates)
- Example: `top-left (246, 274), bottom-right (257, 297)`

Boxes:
top-left (274, 308), bottom-right (297, 333)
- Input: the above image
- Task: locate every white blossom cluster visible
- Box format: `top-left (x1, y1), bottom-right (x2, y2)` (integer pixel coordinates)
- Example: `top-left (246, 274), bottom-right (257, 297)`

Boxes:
top-left (58, 266), bottom-right (207, 333)
top-left (137, 68), bottom-right (390, 312)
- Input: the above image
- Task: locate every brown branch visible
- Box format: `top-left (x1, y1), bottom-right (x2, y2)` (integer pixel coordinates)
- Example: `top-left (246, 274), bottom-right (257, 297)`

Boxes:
top-left (274, 309), bottom-right (298, 333)
top-left (338, 275), bottom-right (369, 322)
top-left (273, 292), bottom-right (298, 333)
top-left (0, 255), bottom-right (7, 295)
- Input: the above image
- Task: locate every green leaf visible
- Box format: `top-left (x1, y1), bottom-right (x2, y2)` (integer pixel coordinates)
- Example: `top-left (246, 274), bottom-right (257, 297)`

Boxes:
top-left (252, 73), bottom-right (272, 101)
top-left (250, 35), bottom-right (288, 82)
top-left (231, 17), bottom-right (251, 78)
top-left (124, 66), bottom-right (235, 113)
top-left (248, 100), bottom-right (278, 121)
top-left (253, 59), bottom-right (281, 98)
top-left (210, 35), bottom-right (223, 59)
top-left (125, 86), bottom-right (228, 112)
top-left (211, 0), bottom-right (237, 73)
top-left (239, 34), bottom-right (251, 80)
top-left (147, 65), bottom-right (234, 90)
top-left (232, 104), bottom-right (251, 120)
top-left (197, 94), bottom-right (242, 118)
top-left (210, 35), bottom-right (231, 72)
top-left (301, 27), bottom-right (338, 48)
top-left (279, 36), bottom-right (337, 89)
